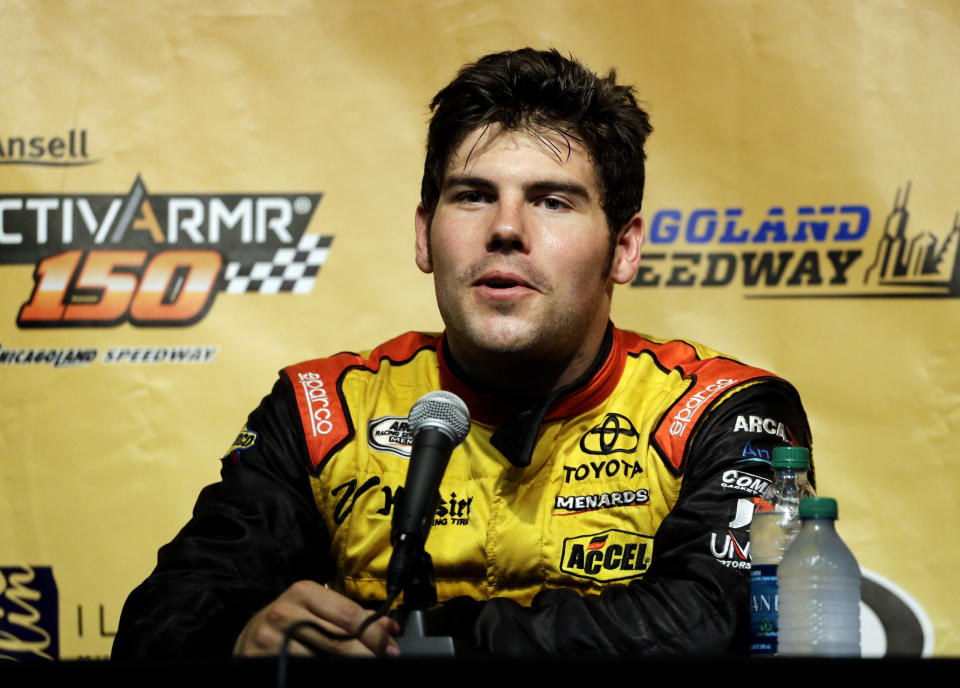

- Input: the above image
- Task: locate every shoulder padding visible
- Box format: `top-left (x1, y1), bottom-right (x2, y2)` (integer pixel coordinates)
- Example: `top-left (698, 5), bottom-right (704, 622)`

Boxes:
top-left (282, 332), bottom-right (439, 473)
top-left (621, 334), bottom-right (781, 476)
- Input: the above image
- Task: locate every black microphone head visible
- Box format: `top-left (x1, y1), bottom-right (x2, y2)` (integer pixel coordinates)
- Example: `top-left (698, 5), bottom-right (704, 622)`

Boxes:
top-left (408, 391), bottom-right (470, 445)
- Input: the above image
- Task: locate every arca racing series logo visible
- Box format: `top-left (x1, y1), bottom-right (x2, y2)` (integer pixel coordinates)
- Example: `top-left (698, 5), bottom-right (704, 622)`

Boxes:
top-left (0, 175), bottom-right (330, 327)
top-left (367, 416), bottom-right (414, 458)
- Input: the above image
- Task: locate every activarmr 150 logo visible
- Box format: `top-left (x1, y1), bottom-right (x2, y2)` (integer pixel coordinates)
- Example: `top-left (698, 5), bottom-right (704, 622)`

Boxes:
top-left (633, 183), bottom-right (959, 298)
top-left (0, 176), bottom-right (331, 327)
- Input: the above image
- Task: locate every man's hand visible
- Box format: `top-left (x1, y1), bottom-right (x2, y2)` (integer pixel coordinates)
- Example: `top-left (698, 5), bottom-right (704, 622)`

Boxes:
top-left (233, 580), bottom-right (401, 657)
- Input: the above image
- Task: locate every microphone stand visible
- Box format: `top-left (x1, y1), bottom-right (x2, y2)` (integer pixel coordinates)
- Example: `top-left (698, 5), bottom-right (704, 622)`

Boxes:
top-left (388, 391), bottom-right (470, 657)
top-left (394, 547), bottom-right (455, 656)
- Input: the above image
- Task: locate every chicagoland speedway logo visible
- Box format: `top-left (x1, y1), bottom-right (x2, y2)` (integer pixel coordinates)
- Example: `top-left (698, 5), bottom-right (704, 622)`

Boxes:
top-left (0, 175), bottom-right (331, 327)
top-left (633, 183), bottom-right (959, 298)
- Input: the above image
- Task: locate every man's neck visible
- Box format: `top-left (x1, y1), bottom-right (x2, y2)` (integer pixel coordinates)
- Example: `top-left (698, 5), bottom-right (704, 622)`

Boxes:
top-left (443, 324), bottom-right (612, 408)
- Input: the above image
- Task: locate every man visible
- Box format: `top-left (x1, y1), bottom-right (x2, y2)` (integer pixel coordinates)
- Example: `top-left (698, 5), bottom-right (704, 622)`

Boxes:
top-left (113, 48), bottom-right (810, 659)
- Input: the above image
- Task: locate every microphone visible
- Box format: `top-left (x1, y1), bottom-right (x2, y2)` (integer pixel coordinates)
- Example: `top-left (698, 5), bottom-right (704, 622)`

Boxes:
top-left (386, 390), bottom-right (470, 600)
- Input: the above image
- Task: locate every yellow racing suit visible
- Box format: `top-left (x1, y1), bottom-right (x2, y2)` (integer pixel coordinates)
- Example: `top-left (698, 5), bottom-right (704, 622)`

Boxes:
top-left (113, 324), bottom-right (811, 657)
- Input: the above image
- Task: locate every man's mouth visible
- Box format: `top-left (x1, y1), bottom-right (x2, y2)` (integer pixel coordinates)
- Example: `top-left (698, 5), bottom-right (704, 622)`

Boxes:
top-left (474, 271), bottom-right (534, 292)
top-left (484, 277), bottom-right (522, 289)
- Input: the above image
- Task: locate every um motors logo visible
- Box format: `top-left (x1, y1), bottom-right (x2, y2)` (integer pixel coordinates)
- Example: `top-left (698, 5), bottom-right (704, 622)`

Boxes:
top-left (0, 176), bottom-right (331, 327)
top-left (560, 529), bottom-right (653, 582)
top-left (710, 498), bottom-right (755, 569)
top-left (633, 183), bottom-right (960, 298)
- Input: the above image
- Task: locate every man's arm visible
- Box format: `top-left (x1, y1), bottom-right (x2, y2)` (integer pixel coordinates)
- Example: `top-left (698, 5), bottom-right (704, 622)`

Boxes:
top-left (112, 378), bottom-right (333, 659)
top-left (427, 381), bottom-right (811, 655)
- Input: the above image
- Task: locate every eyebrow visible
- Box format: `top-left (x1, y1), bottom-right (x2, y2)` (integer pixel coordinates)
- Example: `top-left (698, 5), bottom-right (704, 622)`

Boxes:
top-left (443, 175), bottom-right (592, 201)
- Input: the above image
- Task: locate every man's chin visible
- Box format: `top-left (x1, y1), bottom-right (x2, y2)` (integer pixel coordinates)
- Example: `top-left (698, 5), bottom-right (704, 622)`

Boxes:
top-left (460, 324), bottom-right (547, 359)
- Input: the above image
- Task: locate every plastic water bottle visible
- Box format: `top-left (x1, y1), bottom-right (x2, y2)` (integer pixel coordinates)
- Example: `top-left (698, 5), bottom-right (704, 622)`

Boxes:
top-left (778, 496), bottom-right (861, 656)
top-left (749, 446), bottom-right (815, 654)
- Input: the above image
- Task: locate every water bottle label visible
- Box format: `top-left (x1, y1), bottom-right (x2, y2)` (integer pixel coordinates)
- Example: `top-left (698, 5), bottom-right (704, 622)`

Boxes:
top-left (749, 564), bottom-right (778, 654)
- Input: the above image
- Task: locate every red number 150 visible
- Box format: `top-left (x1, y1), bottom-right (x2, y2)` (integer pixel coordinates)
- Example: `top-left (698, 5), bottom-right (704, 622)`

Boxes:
top-left (17, 250), bottom-right (222, 327)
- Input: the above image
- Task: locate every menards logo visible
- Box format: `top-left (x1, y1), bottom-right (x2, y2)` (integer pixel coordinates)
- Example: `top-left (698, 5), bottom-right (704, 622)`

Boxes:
top-left (633, 183), bottom-right (959, 299)
top-left (0, 176), bottom-right (331, 327)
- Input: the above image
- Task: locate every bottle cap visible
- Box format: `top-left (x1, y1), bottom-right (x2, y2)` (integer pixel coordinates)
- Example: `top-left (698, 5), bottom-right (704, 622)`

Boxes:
top-left (772, 445), bottom-right (810, 469)
top-left (799, 496), bottom-right (838, 519)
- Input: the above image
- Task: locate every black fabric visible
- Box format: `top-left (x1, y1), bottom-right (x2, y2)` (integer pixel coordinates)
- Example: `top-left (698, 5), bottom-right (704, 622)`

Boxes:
top-left (112, 377), bottom-right (331, 659)
top-left (486, 324), bottom-right (614, 467)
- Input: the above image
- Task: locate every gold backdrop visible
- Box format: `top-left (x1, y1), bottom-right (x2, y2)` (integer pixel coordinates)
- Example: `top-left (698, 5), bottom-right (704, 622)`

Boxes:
top-left (1, 0), bottom-right (957, 659)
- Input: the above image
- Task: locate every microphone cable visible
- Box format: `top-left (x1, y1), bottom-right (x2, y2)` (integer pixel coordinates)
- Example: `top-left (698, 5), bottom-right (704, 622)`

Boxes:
top-left (275, 592), bottom-right (399, 688)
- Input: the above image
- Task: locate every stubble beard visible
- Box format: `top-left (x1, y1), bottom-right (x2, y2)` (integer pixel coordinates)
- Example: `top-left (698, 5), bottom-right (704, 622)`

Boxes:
top-left (436, 266), bottom-right (611, 378)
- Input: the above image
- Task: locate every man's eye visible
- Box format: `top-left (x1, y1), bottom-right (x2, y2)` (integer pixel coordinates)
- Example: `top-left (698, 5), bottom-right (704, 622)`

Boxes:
top-left (459, 191), bottom-right (487, 204)
top-left (542, 197), bottom-right (568, 211)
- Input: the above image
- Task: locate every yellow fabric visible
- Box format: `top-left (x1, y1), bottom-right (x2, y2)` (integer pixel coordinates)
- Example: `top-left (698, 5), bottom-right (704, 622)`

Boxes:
top-left (296, 332), bottom-right (764, 604)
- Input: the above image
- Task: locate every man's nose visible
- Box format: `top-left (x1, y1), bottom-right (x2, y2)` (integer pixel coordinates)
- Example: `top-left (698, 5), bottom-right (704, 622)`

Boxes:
top-left (486, 199), bottom-right (528, 253)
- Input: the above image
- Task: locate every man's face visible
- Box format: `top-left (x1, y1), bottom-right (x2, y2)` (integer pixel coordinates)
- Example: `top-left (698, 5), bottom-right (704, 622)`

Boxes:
top-left (415, 125), bottom-right (642, 373)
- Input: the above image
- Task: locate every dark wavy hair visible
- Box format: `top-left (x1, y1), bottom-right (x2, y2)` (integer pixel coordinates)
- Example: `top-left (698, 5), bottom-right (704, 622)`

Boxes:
top-left (420, 48), bottom-right (653, 237)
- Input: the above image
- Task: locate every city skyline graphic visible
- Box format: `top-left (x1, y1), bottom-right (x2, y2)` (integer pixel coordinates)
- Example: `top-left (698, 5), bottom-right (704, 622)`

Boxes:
top-left (864, 182), bottom-right (960, 297)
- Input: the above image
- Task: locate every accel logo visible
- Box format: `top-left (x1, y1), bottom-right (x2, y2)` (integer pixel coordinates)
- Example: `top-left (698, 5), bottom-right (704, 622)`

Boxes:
top-left (561, 529), bottom-right (653, 582)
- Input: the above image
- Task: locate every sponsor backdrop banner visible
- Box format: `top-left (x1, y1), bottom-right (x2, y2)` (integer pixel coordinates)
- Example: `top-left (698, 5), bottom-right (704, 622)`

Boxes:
top-left (1, 0), bottom-right (956, 659)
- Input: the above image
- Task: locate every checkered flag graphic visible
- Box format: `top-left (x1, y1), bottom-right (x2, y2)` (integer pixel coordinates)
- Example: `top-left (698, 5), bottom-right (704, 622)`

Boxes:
top-left (222, 234), bottom-right (333, 294)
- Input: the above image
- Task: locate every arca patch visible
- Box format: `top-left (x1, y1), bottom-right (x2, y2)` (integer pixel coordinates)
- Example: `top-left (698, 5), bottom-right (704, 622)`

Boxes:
top-left (367, 416), bottom-right (414, 458)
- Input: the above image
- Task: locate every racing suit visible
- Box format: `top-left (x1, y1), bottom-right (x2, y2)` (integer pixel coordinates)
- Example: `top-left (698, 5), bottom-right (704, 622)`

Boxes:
top-left (112, 324), bottom-right (811, 658)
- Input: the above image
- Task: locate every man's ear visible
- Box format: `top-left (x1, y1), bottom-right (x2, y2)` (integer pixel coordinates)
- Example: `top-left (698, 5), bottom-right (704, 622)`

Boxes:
top-left (609, 213), bottom-right (643, 284)
top-left (414, 204), bottom-right (433, 274)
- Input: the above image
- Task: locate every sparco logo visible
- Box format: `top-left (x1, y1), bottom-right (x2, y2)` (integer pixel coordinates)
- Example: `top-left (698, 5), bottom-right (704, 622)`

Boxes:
top-left (298, 372), bottom-right (333, 437)
top-left (561, 530), bottom-right (653, 582)
top-left (632, 184), bottom-right (960, 299)
top-left (721, 469), bottom-right (771, 496)
top-left (0, 176), bottom-right (330, 327)
top-left (668, 378), bottom-right (738, 437)
top-left (579, 413), bottom-right (640, 455)
top-left (554, 489), bottom-right (649, 515)
top-left (367, 416), bottom-right (414, 457)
